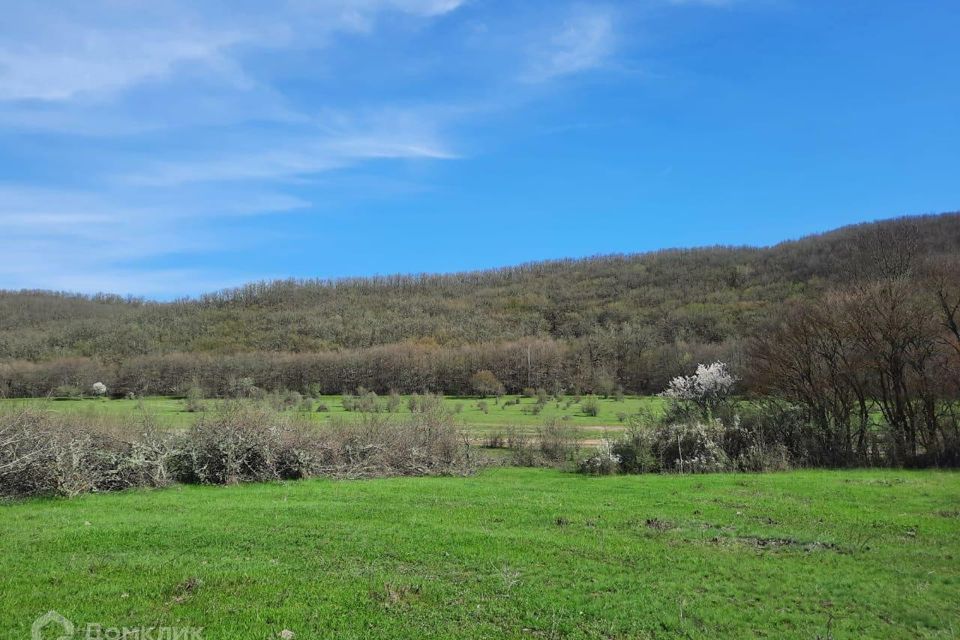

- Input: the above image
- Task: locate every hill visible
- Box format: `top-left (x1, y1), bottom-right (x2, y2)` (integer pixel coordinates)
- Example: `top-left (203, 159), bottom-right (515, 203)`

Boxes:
top-left (1, 212), bottom-right (958, 396)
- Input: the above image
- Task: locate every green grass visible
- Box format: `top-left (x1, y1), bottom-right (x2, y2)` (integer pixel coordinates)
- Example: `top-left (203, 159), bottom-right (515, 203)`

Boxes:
top-left (3, 468), bottom-right (959, 638)
top-left (0, 395), bottom-right (665, 437)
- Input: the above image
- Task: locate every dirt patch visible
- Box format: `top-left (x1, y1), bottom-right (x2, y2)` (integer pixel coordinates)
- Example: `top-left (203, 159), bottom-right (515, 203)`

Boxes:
top-left (168, 576), bottom-right (203, 605)
top-left (371, 583), bottom-right (422, 608)
top-left (645, 518), bottom-right (675, 532)
top-left (712, 536), bottom-right (843, 553)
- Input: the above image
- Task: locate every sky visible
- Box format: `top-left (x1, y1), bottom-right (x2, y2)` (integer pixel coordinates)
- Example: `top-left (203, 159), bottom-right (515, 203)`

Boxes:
top-left (0, 0), bottom-right (958, 298)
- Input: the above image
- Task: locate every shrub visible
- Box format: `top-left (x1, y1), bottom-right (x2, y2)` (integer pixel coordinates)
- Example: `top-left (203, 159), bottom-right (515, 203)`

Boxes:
top-left (521, 387), bottom-right (536, 398)
top-left (538, 420), bottom-right (581, 463)
top-left (386, 391), bottom-right (402, 413)
top-left (477, 400), bottom-right (489, 414)
top-left (229, 377), bottom-right (256, 399)
top-left (578, 440), bottom-right (620, 475)
top-left (53, 385), bottom-right (82, 399)
top-left (91, 382), bottom-right (107, 397)
top-left (470, 370), bottom-right (505, 398)
top-left (651, 421), bottom-right (731, 473)
top-left (660, 361), bottom-right (737, 419)
top-left (508, 439), bottom-right (544, 467)
top-left (285, 390), bottom-right (303, 408)
top-left (315, 403), bottom-right (329, 412)
top-left (580, 396), bottom-right (600, 417)
top-left (170, 404), bottom-right (288, 484)
top-left (611, 425), bottom-right (658, 473)
top-left (184, 386), bottom-right (206, 413)
top-left (485, 431), bottom-right (506, 449)
top-left (592, 372), bottom-right (616, 398)
top-left (1, 405), bottom-right (477, 498)
top-left (0, 409), bottom-right (172, 498)
top-left (409, 393), bottom-right (443, 414)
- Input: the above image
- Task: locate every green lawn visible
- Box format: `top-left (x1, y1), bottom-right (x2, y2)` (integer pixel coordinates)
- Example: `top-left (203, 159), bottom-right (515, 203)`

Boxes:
top-left (3, 468), bottom-right (959, 639)
top-left (0, 395), bottom-right (665, 437)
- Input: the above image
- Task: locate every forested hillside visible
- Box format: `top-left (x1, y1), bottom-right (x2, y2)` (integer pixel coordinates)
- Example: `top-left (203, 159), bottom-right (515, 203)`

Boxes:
top-left (1, 213), bottom-right (958, 396)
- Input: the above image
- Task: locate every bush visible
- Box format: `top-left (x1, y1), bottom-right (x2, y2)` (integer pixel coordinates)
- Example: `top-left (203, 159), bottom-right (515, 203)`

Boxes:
top-left (611, 425), bottom-right (658, 474)
top-left (660, 361), bottom-right (737, 419)
top-left (386, 391), bottom-right (402, 413)
top-left (229, 377), bottom-right (256, 399)
top-left (0, 409), bottom-right (172, 498)
top-left (578, 440), bottom-right (620, 475)
top-left (470, 370), bottom-right (505, 398)
top-left (53, 385), bottom-right (82, 399)
top-left (1, 403), bottom-right (478, 499)
top-left (409, 393), bottom-right (443, 414)
top-left (477, 400), bottom-right (489, 414)
top-left (315, 403), bottom-right (329, 412)
top-left (580, 396), bottom-right (600, 417)
top-left (169, 404), bottom-right (289, 484)
top-left (538, 420), bottom-right (581, 463)
top-left (484, 431), bottom-right (506, 449)
top-left (184, 386), bottom-right (206, 413)
top-left (651, 421), bottom-right (731, 473)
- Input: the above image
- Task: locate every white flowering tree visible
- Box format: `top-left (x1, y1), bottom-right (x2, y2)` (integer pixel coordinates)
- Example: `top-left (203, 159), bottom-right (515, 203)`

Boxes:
top-left (660, 361), bottom-right (737, 418)
top-left (91, 382), bottom-right (107, 397)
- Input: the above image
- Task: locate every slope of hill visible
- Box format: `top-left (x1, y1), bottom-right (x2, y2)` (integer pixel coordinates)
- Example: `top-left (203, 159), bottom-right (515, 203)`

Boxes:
top-left (0, 213), bottom-right (958, 396)
top-left (2, 213), bottom-right (958, 360)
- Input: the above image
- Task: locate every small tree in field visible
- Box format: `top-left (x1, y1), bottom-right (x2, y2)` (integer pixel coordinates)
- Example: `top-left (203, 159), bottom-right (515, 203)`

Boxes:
top-left (91, 382), bottom-right (107, 397)
top-left (470, 370), bottom-right (504, 398)
top-left (660, 361), bottom-right (737, 419)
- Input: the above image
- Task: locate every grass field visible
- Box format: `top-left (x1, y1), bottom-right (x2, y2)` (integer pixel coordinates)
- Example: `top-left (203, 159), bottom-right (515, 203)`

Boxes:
top-left (3, 468), bottom-right (959, 639)
top-left (0, 395), bottom-right (665, 437)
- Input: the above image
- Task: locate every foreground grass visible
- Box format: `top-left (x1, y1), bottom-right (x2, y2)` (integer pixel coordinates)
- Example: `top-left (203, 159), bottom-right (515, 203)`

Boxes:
top-left (0, 395), bottom-right (663, 436)
top-left (2, 469), bottom-right (959, 639)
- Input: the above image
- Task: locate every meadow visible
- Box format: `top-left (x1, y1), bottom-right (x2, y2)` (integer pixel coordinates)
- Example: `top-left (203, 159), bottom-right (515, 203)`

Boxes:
top-left (2, 468), bottom-right (958, 639)
top-left (0, 394), bottom-right (664, 438)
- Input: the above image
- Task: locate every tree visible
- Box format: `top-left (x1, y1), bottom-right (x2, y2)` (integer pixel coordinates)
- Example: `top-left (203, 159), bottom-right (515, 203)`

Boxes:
top-left (470, 370), bottom-right (504, 398)
top-left (660, 361), bottom-right (737, 419)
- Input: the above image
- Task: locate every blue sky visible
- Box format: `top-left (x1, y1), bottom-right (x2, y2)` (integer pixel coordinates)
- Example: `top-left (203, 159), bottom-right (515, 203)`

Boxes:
top-left (1, 0), bottom-right (958, 298)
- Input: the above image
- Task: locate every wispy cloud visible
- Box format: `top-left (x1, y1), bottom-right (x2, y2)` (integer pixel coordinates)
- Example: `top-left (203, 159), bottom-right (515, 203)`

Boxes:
top-left (0, 0), bottom-right (466, 103)
top-left (520, 7), bottom-right (616, 83)
top-left (0, 0), bottom-right (633, 296)
top-left (0, 184), bottom-right (306, 295)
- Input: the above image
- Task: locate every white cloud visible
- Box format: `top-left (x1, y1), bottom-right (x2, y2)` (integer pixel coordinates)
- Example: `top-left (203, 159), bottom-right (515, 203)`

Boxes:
top-left (0, 0), bottom-right (634, 296)
top-left (0, 184), bottom-right (307, 295)
top-left (0, 0), bottom-right (466, 103)
top-left (520, 7), bottom-right (616, 83)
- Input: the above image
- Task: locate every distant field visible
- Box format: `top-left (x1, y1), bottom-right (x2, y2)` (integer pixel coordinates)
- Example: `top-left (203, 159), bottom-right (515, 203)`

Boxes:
top-left (2, 468), bottom-right (958, 639)
top-left (0, 395), bottom-right (665, 437)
